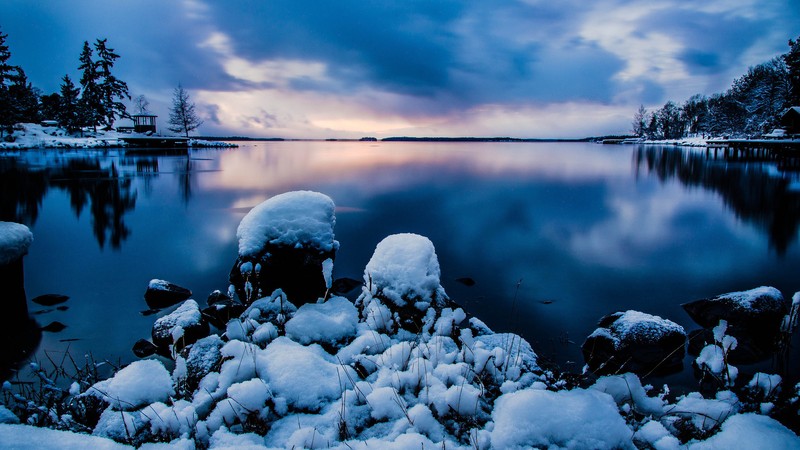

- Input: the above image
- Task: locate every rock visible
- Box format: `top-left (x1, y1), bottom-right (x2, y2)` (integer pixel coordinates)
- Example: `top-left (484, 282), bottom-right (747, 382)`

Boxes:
top-left (202, 300), bottom-right (246, 329)
top-left (582, 310), bottom-right (687, 376)
top-left (207, 289), bottom-right (232, 305)
top-left (682, 286), bottom-right (787, 334)
top-left (151, 300), bottom-right (209, 353)
top-left (31, 294), bottom-right (69, 306)
top-left (132, 339), bottom-right (158, 358)
top-left (331, 277), bottom-right (363, 295)
top-left (181, 334), bottom-right (224, 392)
top-left (356, 233), bottom-right (451, 333)
top-left (144, 279), bottom-right (192, 309)
top-left (40, 321), bottom-right (67, 333)
top-left (229, 191), bottom-right (339, 305)
top-left (455, 277), bottom-right (476, 286)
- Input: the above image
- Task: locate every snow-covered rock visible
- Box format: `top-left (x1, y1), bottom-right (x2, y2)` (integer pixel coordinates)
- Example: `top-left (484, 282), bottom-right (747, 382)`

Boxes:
top-left (356, 233), bottom-right (450, 332)
top-left (87, 359), bottom-right (174, 410)
top-left (143, 279), bottom-right (192, 309)
top-left (582, 310), bottom-right (687, 375)
top-left (151, 299), bottom-right (209, 352)
top-left (683, 286), bottom-right (787, 332)
top-left (229, 191), bottom-right (339, 305)
top-left (0, 221), bottom-right (33, 266)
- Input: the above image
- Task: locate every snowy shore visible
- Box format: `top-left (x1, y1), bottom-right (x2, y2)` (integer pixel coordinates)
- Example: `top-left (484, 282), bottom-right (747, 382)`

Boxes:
top-left (0, 123), bottom-right (235, 150)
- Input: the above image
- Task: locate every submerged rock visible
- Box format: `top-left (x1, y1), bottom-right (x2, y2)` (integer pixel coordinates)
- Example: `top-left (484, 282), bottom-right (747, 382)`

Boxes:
top-left (229, 191), bottom-right (339, 305)
top-left (582, 310), bottom-right (687, 376)
top-left (131, 339), bottom-right (158, 358)
top-left (31, 294), bottom-right (69, 306)
top-left (151, 299), bottom-right (209, 353)
top-left (144, 279), bottom-right (193, 309)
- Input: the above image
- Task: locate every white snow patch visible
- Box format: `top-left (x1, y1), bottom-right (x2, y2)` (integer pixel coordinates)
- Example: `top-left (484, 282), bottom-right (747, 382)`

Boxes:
top-left (491, 388), bottom-right (634, 449)
top-left (688, 413), bottom-right (800, 449)
top-left (717, 286), bottom-right (784, 311)
top-left (0, 423), bottom-right (132, 449)
top-left (285, 296), bottom-right (359, 345)
top-left (236, 191), bottom-right (338, 257)
top-left (87, 359), bottom-right (174, 410)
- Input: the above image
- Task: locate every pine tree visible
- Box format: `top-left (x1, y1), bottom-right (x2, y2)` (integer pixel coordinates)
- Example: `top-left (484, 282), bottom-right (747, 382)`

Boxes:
top-left (59, 75), bottom-right (81, 133)
top-left (78, 41), bottom-right (102, 131)
top-left (93, 38), bottom-right (129, 129)
top-left (168, 84), bottom-right (203, 137)
top-left (0, 29), bottom-right (16, 137)
top-left (784, 35), bottom-right (800, 106)
top-left (7, 67), bottom-right (40, 123)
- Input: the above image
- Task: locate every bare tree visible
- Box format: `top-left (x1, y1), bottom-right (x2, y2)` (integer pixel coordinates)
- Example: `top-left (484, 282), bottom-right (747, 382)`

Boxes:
top-left (168, 84), bottom-right (203, 137)
top-left (133, 94), bottom-right (149, 114)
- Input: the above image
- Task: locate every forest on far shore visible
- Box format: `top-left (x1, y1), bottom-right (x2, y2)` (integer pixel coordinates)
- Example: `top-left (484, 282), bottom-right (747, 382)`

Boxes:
top-left (633, 35), bottom-right (800, 140)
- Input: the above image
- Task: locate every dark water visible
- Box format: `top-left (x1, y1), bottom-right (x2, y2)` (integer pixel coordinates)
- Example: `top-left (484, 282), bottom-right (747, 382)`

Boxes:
top-left (2, 142), bottom-right (799, 389)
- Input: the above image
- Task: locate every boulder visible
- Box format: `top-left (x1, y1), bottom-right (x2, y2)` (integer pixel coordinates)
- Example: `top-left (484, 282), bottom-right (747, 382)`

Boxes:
top-left (229, 191), bottom-right (339, 305)
top-left (181, 334), bottom-right (224, 392)
top-left (356, 233), bottom-right (451, 333)
top-left (151, 299), bottom-right (209, 353)
top-left (582, 310), bottom-right (687, 376)
top-left (682, 286), bottom-right (786, 332)
top-left (144, 279), bottom-right (192, 309)
top-left (202, 300), bottom-right (246, 329)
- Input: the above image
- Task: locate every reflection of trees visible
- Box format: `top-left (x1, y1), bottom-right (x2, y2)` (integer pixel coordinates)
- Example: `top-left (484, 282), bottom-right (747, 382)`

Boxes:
top-left (0, 157), bottom-right (137, 250)
top-left (634, 146), bottom-right (800, 255)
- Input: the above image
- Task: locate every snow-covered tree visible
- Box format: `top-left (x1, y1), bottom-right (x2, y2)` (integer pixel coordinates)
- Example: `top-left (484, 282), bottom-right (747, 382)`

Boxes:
top-left (168, 84), bottom-right (203, 137)
top-left (784, 35), bottom-right (800, 105)
top-left (7, 67), bottom-right (40, 124)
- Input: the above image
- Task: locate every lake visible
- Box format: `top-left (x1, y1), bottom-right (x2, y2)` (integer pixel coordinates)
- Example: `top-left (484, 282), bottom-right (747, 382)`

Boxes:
top-left (2, 141), bottom-right (800, 389)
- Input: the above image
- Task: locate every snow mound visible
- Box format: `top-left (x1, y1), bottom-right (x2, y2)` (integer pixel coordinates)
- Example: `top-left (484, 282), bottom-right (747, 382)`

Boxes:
top-left (0, 221), bottom-right (33, 266)
top-left (285, 296), bottom-right (359, 345)
top-left (0, 423), bottom-right (132, 449)
top-left (87, 359), bottom-right (174, 410)
top-left (361, 233), bottom-right (447, 309)
top-left (688, 413), bottom-right (800, 449)
top-left (491, 388), bottom-right (635, 449)
top-left (236, 191), bottom-right (338, 257)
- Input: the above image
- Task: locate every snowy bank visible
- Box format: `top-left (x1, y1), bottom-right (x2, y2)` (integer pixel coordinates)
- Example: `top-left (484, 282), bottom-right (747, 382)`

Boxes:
top-left (0, 123), bottom-right (236, 150)
top-left (0, 222), bottom-right (33, 266)
top-left (2, 191), bottom-right (799, 449)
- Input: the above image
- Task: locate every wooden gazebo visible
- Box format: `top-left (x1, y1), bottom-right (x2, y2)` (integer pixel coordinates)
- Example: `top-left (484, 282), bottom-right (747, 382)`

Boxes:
top-left (132, 114), bottom-right (157, 134)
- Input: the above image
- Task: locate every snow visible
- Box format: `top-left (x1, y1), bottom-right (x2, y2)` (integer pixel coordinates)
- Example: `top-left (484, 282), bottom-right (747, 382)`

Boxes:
top-left (236, 191), bottom-right (339, 257)
top-left (0, 221), bottom-right (33, 266)
top-left (717, 286), bottom-right (784, 311)
top-left (0, 423), bottom-right (132, 449)
top-left (86, 359), bottom-right (174, 410)
top-left (606, 310), bottom-right (686, 346)
top-left (695, 320), bottom-right (739, 385)
top-left (491, 387), bottom-right (635, 449)
top-left (360, 233), bottom-right (447, 309)
top-left (688, 413), bottom-right (800, 449)
top-left (152, 299), bottom-right (203, 344)
top-left (284, 296), bottom-right (359, 345)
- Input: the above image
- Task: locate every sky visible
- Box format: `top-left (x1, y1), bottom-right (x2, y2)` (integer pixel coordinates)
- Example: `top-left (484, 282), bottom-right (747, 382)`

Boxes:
top-left (1, 0), bottom-right (799, 139)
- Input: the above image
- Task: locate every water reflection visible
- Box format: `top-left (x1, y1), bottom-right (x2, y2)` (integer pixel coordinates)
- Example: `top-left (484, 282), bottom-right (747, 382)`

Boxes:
top-left (0, 156), bottom-right (137, 249)
top-left (634, 146), bottom-right (800, 255)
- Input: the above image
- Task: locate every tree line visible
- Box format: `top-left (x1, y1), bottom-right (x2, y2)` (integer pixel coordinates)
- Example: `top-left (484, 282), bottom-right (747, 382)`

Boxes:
top-left (633, 35), bottom-right (800, 139)
top-left (0, 28), bottom-right (203, 139)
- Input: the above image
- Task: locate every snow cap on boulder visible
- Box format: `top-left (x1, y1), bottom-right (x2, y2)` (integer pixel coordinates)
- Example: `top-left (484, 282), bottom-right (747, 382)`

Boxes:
top-left (362, 233), bottom-right (447, 309)
top-left (236, 191), bottom-right (338, 258)
top-left (0, 222), bottom-right (33, 266)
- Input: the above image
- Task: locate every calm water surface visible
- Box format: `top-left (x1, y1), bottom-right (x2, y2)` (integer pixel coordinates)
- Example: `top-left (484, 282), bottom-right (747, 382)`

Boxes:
top-left (3, 141), bottom-right (800, 388)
